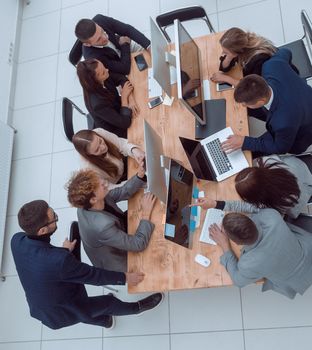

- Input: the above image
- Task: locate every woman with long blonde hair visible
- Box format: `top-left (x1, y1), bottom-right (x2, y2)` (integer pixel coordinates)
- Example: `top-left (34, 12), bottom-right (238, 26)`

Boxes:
top-left (73, 128), bottom-right (145, 190)
top-left (211, 27), bottom-right (297, 86)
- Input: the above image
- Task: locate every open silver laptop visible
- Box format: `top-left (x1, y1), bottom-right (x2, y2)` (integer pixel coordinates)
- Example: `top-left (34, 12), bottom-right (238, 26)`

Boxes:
top-left (180, 127), bottom-right (249, 182)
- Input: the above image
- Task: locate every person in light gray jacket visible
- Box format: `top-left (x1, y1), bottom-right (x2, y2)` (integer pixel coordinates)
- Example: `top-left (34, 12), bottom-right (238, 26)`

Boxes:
top-left (193, 154), bottom-right (312, 219)
top-left (66, 164), bottom-right (156, 272)
top-left (209, 209), bottom-right (312, 299)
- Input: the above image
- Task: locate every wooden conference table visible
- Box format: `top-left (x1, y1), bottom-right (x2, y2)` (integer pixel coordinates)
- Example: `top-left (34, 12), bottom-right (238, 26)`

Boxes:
top-left (127, 32), bottom-right (251, 293)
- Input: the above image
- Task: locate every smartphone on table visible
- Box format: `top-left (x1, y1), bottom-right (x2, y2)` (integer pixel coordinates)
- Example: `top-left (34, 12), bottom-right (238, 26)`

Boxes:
top-left (134, 54), bottom-right (148, 71)
top-left (216, 82), bottom-right (234, 91)
top-left (148, 96), bottom-right (163, 109)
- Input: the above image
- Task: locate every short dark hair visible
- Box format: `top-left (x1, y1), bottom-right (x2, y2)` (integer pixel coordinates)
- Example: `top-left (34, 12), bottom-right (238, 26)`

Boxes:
top-left (234, 74), bottom-right (270, 104)
top-left (222, 213), bottom-right (258, 245)
top-left (75, 19), bottom-right (96, 41)
top-left (18, 200), bottom-right (49, 235)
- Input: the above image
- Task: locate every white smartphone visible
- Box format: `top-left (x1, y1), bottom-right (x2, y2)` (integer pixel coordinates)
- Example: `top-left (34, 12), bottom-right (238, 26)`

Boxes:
top-left (216, 82), bottom-right (234, 92)
top-left (148, 96), bottom-right (163, 109)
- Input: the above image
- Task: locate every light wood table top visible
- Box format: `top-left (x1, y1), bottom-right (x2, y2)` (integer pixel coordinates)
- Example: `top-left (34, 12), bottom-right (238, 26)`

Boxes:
top-left (127, 32), bottom-right (251, 293)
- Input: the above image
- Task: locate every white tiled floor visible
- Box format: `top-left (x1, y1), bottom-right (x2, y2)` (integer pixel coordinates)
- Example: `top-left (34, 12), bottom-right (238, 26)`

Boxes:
top-left (2, 0), bottom-right (312, 349)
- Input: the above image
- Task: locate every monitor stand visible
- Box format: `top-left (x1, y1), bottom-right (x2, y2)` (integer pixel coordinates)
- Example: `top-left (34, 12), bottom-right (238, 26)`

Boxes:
top-left (195, 99), bottom-right (226, 140)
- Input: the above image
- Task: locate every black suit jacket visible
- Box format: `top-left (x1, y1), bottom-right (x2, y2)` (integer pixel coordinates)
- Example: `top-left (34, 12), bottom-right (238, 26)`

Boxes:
top-left (82, 14), bottom-right (150, 75)
top-left (11, 232), bottom-right (125, 329)
top-left (86, 72), bottom-right (132, 138)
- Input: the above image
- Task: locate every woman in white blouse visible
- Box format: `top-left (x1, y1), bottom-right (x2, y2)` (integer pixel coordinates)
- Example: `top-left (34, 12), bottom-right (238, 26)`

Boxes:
top-left (72, 128), bottom-right (145, 189)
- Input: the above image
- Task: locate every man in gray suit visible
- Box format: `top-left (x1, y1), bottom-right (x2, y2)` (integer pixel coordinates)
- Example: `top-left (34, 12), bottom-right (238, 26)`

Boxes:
top-left (209, 209), bottom-right (312, 299)
top-left (67, 163), bottom-right (156, 272)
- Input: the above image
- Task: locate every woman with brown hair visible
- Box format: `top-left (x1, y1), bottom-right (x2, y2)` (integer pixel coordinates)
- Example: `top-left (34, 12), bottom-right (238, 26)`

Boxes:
top-left (210, 27), bottom-right (297, 86)
top-left (73, 128), bottom-right (145, 190)
top-left (77, 58), bottom-right (139, 138)
top-left (191, 155), bottom-right (312, 219)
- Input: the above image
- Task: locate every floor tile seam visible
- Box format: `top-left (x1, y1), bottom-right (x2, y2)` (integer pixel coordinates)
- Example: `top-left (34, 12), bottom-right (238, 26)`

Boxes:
top-left (12, 96), bottom-right (79, 112)
top-left (0, 340), bottom-right (42, 344)
top-left (239, 289), bottom-right (247, 350)
top-left (61, 0), bottom-right (94, 11)
top-left (12, 145), bottom-right (74, 161)
top-left (216, 0), bottom-right (270, 16)
top-left (243, 325), bottom-right (312, 331)
top-left (278, 0), bottom-right (286, 43)
top-left (103, 329), bottom-right (243, 339)
top-left (215, 0), bottom-right (220, 32)
top-left (21, 8), bottom-right (61, 21)
top-left (167, 291), bottom-right (172, 350)
top-left (48, 12), bottom-right (65, 205)
top-left (18, 52), bottom-right (59, 65)
top-left (38, 336), bottom-right (103, 343)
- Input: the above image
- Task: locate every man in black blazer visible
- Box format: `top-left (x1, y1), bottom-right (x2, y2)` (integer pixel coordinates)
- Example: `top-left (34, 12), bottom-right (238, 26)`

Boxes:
top-left (221, 48), bottom-right (312, 156)
top-left (11, 200), bottom-right (163, 330)
top-left (75, 15), bottom-right (150, 75)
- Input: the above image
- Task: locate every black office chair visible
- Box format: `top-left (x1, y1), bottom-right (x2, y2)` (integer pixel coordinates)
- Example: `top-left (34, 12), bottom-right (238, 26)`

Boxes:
top-left (69, 221), bottom-right (81, 262)
top-left (69, 39), bottom-right (83, 67)
top-left (156, 5), bottom-right (215, 43)
top-left (286, 215), bottom-right (312, 233)
top-left (279, 10), bottom-right (312, 80)
top-left (62, 97), bottom-right (95, 142)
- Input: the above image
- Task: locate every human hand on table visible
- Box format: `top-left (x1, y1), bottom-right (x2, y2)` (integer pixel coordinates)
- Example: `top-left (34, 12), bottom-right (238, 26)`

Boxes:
top-left (128, 94), bottom-right (140, 116)
top-left (221, 134), bottom-right (244, 153)
top-left (209, 223), bottom-right (231, 253)
top-left (141, 193), bottom-right (157, 221)
top-left (210, 71), bottom-right (232, 84)
top-left (189, 197), bottom-right (217, 210)
top-left (132, 147), bottom-right (145, 164)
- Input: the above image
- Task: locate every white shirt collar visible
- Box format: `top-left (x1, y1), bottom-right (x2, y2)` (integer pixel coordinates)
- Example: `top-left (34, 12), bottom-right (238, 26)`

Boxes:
top-left (264, 86), bottom-right (274, 110)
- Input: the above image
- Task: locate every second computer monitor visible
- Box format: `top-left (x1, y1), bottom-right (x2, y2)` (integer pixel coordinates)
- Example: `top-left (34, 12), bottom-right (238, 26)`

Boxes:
top-left (150, 17), bottom-right (172, 98)
top-left (144, 120), bottom-right (168, 203)
top-left (174, 19), bottom-right (206, 126)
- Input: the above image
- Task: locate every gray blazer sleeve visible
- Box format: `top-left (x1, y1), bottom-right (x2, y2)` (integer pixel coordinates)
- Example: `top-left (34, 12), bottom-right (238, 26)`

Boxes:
top-left (107, 175), bottom-right (145, 203)
top-left (223, 201), bottom-right (260, 213)
top-left (220, 251), bottom-right (262, 287)
top-left (98, 218), bottom-right (155, 252)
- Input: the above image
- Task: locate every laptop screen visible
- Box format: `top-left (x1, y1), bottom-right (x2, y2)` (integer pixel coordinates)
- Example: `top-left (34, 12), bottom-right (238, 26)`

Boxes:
top-left (179, 136), bottom-right (214, 181)
top-left (164, 159), bottom-right (193, 248)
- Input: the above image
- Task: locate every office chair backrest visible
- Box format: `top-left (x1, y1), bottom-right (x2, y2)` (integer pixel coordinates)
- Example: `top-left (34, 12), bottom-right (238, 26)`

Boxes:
top-left (156, 5), bottom-right (215, 42)
top-left (297, 153), bottom-right (312, 174)
top-left (62, 97), bottom-right (95, 142)
top-left (301, 10), bottom-right (312, 54)
top-left (287, 215), bottom-right (312, 233)
top-left (69, 39), bottom-right (83, 67)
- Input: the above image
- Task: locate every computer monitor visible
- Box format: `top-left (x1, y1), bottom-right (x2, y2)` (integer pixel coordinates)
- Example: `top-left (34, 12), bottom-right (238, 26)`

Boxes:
top-left (174, 19), bottom-right (226, 139)
top-left (174, 19), bottom-right (206, 126)
top-left (164, 159), bottom-right (193, 249)
top-left (143, 120), bottom-right (168, 203)
top-left (150, 17), bottom-right (175, 98)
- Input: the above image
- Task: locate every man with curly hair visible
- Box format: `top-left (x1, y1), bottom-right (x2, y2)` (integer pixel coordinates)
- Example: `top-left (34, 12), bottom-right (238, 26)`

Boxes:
top-left (66, 161), bottom-right (156, 273)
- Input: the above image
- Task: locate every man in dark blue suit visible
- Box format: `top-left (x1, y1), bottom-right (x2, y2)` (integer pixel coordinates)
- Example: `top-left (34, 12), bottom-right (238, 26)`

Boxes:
top-left (221, 48), bottom-right (312, 156)
top-left (75, 15), bottom-right (150, 75)
top-left (11, 200), bottom-right (163, 330)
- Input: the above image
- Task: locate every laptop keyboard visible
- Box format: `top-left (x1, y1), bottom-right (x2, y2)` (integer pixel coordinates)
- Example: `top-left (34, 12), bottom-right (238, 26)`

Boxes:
top-left (205, 138), bottom-right (233, 175)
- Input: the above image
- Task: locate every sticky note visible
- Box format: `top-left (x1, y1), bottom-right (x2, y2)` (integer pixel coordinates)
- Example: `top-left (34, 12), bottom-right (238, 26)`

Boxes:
top-left (190, 220), bottom-right (196, 232)
top-left (191, 205), bottom-right (198, 216)
top-left (165, 223), bottom-right (175, 238)
top-left (192, 187), bottom-right (199, 199)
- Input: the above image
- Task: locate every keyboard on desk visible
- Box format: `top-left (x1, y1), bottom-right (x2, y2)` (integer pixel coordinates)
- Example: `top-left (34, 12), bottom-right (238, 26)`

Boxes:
top-left (199, 208), bottom-right (225, 245)
top-left (205, 138), bottom-right (233, 175)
